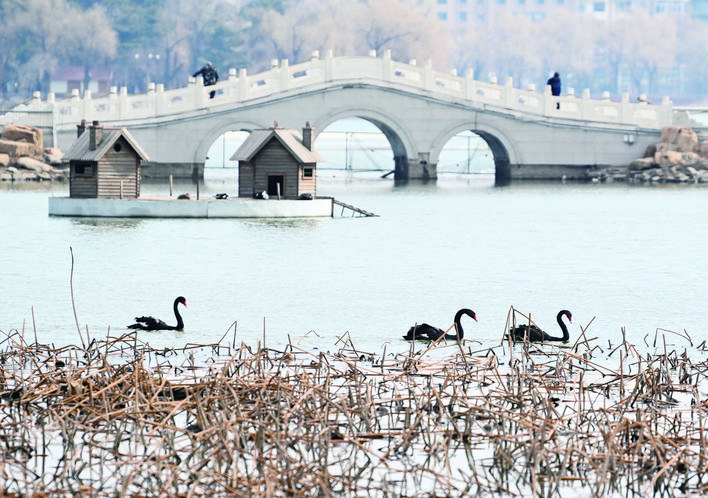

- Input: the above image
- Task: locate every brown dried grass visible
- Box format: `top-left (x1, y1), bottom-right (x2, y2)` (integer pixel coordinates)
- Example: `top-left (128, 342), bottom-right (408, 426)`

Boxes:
top-left (1, 312), bottom-right (707, 497)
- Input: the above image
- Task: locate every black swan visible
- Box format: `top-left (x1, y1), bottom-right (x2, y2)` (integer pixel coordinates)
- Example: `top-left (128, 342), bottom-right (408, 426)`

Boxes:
top-left (128, 296), bottom-right (187, 331)
top-left (403, 308), bottom-right (477, 341)
top-left (509, 309), bottom-right (572, 342)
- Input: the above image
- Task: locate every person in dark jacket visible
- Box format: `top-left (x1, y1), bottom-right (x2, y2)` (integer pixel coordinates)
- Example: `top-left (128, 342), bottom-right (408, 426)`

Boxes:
top-left (547, 72), bottom-right (561, 109)
top-left (193, 62), bottom-right (219, 98)
top-left (547, 72), bottom-right (561, 96)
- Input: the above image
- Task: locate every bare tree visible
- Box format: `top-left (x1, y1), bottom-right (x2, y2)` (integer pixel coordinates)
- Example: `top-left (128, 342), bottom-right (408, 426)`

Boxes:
top-left (69, 7), bottom-right (119, 93)
top-left (536, 9), bottom-right (599, 92)
top-left (675, 17), bottom-right (708, 102)
top-left (448, 19), bottom-right (492, 81)
top-left (159, 0), bottom-right (246, 88)
top-left (487, 10), bottom-right (542, 87)
top-left (351, 0), bottom-right (447, 67)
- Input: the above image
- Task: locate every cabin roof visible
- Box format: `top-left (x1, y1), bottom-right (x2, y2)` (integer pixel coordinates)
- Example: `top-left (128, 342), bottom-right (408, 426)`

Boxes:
top-left (64, 127), bottom-right (150, 162)
top-left (230, 128), bottom-right (323, 163)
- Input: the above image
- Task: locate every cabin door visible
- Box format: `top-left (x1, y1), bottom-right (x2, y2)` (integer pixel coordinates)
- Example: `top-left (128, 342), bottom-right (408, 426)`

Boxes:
top-left (267, 175), bottom-right (284, 198)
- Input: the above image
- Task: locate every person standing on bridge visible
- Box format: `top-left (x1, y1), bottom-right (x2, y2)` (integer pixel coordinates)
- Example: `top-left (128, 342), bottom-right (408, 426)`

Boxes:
top-left (193, 61), bottom-right (219, 98)
top-left (547, 72), bottom-right (561, 109)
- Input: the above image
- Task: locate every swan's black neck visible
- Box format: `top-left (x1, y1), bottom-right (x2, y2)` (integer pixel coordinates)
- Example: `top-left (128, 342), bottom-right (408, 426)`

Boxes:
top-left (447, 308), bottom-right (476, 340)
top-left (546, 310), bottom-right (571, 341)
top-left (173, 299), bottom-right (184, 330)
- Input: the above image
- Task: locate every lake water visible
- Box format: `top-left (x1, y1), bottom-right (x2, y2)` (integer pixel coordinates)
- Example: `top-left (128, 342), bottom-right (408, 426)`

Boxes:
top-left (1, 171), bottom-right (706, 356)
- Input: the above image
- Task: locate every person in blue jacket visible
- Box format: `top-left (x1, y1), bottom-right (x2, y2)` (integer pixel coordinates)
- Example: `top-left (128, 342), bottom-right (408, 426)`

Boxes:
top-left (547, 72), bottom-right (561, 96)
top-left (547, 72), bottom-right (561, 109)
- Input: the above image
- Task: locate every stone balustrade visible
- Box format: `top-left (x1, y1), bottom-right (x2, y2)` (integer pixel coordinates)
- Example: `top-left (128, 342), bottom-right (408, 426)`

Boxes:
top-left (2, 50), bottom-right (674, 134)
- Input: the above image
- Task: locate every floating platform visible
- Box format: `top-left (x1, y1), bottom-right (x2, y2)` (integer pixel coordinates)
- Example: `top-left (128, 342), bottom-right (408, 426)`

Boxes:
top-left (48, 196), bottom-right (336, 218)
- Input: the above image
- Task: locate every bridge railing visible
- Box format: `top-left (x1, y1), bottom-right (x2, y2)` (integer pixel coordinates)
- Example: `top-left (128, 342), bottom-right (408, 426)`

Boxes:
top-left (1, 50), bottom-right (674, 133)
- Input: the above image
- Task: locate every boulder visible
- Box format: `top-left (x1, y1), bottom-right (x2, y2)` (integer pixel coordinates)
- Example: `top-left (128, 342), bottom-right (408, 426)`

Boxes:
top-left (698, 140), bottom-right (708, 158)
top-left (654, 142), bottom-right (678, 153)
top-left (0, 123), bottom-right (43, 156)
top-left (660, 125), bottom-right (698, 152)
top-left (16, 156), bottom-right (53, 173)
top-left (677, 152), bottom-right (703, 168)
top-left (629, 157), bottom-right (655, 170)
top-left (661, 126), bottom-right (681, 144)
top-left (655, 150), bottom-right (684, 168)
top-left (643, 143), bottom-right (657, 158)
top-left (0, 138), bottom-right (35, 157)
top-left (0, 153), bottom-right (9, 167)
top-left (43, 147), bottom-right (64, 164)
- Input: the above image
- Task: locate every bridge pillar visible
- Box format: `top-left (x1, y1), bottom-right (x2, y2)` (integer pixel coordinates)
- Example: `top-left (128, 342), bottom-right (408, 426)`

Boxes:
top-left (400, 153), bottom-right (437, 182)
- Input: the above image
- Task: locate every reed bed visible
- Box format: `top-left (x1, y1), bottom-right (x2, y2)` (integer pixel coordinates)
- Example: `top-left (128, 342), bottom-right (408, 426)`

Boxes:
top-left (1, 318), bottom-right (707, 497)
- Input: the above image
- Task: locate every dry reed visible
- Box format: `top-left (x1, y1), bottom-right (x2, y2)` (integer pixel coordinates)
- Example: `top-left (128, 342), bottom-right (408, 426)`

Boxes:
top-left (1, 313), bottom-right (707, 497)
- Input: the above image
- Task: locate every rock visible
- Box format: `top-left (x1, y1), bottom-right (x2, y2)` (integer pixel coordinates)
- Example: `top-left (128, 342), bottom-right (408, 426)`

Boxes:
top-left (0, 138), bottom-right (36, 157)
top-left (699, 140), bottom-right (708, 158)
top-left (685, 166), bottom-right (699, 182)
top-left (629, 157), bottom-right (655, 170)
top-left (660, 125), bottom-right (698, 152)
top-left (643, 143), bottom-right (657, 158)
top-left (654, 142), bottom-right (678, 153)
top-left (44, 147), bottom-right (64, 164)
top-left (676, 128), bottom-right (699, 153)
top-left (16, 156), bottom-right (53, 173)
top-left (655, 150), bottom-right (683, 168)
top-left (1, 123), bottom-right (43, 146)
top-left (0, 153), bottom-right (9, 167)
top-left (678, 152), bottom-right (702, 168)
top-left (0, 123), bottom-right (43, 157)
top-left (661, 126), bottom-right (681, 144)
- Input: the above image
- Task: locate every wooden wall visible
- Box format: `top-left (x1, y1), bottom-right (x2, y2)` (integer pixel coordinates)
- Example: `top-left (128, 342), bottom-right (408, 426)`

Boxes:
top-left (96, 137), bottom-right (140, 198)
top-left (298, 163), bottom-right (316, 197)
top-left (239, 140), bottom-right (300, 199)
top-left (70, 162), bottom-right (98, 198)
top-left (238, 162), bottom-right (255, 198)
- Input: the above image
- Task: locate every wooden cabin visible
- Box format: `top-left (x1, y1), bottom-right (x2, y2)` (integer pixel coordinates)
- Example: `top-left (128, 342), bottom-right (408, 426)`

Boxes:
top-left (231, 121), bottom-right (324, 199)
top-left (64, 120), bottom-right (149, 199)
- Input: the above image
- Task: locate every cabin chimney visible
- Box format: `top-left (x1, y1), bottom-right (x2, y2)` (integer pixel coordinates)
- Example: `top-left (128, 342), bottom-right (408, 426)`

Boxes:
top-left (77, 119), bottom-right (87, 137)
top-left (302, 121), bottom-right (313, 150)
top-left (89, 120), bottom-right (103, 151)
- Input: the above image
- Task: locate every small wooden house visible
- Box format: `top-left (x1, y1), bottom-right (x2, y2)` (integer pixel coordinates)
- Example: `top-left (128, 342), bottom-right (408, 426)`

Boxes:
top-left (64, 120), bottom-right (149, 199)
top-left (231, 122), bottom-right (323, 199)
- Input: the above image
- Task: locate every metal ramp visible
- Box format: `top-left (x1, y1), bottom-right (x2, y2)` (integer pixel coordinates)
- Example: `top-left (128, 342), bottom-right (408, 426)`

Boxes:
top-left (331, 198), bottom-right (377, 217)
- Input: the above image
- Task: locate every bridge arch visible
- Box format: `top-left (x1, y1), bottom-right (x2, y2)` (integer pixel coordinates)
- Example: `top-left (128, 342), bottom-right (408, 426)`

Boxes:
top-left (194, 119), bottom-right (265, 168)
top-left (430, 121), bottom-right (520, 183)
top-left (314, 109), bottom-right (414, 179)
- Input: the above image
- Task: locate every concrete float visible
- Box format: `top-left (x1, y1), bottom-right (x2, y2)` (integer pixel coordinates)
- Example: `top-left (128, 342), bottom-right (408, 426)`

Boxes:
top-left (48, 196), bottom-right (335, 218)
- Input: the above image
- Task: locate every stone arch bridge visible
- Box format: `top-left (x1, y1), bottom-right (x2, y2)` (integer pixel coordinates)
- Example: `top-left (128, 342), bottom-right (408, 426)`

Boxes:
top-left (1, 50), bottom-right (691, 182)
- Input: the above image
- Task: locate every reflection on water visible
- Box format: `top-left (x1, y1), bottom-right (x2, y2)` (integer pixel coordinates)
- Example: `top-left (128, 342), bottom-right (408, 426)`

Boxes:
top-left (71, 218), bottom-right (144, 231)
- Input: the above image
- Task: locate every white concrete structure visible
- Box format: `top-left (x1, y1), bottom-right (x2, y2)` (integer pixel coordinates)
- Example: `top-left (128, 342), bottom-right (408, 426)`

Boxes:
top-left (2, 50), bottom-right (689, 181)
top-left (48, 196), bottom-right (334, 218)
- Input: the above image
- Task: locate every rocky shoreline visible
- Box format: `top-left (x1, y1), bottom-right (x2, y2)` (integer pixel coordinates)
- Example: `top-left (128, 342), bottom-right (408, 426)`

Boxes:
top-left (589, 125), bottom-right (708, 183)
top-left (0, 123), bottom-right (68, 182)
